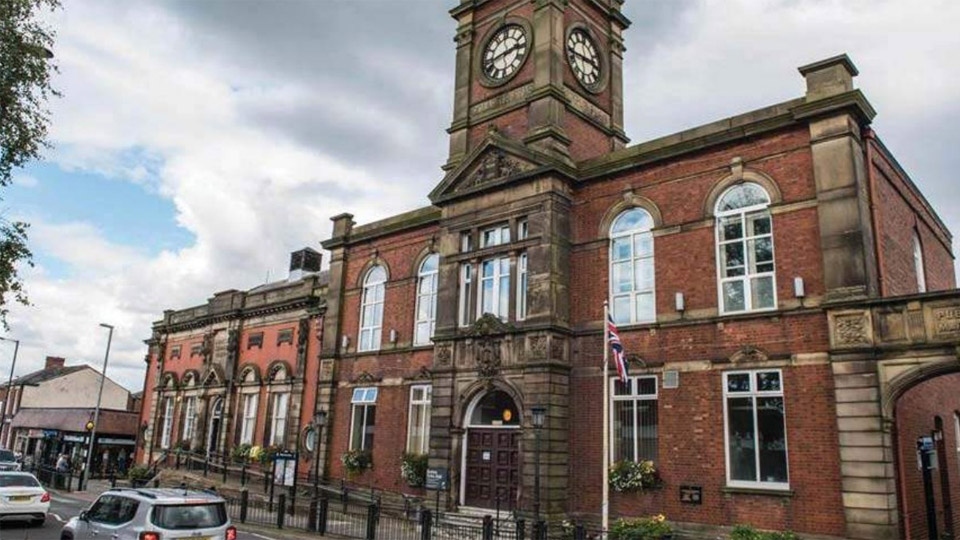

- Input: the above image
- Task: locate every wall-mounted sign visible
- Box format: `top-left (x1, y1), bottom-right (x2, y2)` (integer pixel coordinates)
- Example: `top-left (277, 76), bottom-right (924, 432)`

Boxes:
top-left (425, 467), bottom-right (449, 491)
top-left (680, 485), bottom-right (702, 505)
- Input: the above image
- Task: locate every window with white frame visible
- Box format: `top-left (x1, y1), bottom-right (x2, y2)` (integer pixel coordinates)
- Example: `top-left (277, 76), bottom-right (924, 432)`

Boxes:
top-left (459, 263), bottom-right (473, 327)
top-left (160, 397), bottom-right (174, 449)
top-left (479, 257), bottom-right (511, 319)
top-left (350, 387), bottom-right (378, 451)
top-left (518, 219), bottom-right (529, 240)
top-left (269, 392), bottom-right (289, 447)
top-left (480, 224), bottom-right (510, 248)
top-left (954, 413), bottom-right (960, 472)
top-left (723, 369), bottom-right (788, 489)
top-left (517, 252), bottom-right (528, 320)
top-left (407, 385), bottom-right (432, 454)
top-left (914, 231), bottom-right (926, 293)
top-left (716, 183), bottom-right (776, 313)
top-left (609, 208), bottom-right (656, 324)
top-left (415, 254), bottom-right (439, 345)
top-left (240, 393), bottom-right (258, 445)
top-left (182, 397), bottom-right (197, 442)
top-left (359, 265), bottom-right (386, 352)
top-left (611, 376), bottom-right (658, 463)
top-left (461, 232), bottom-right (473, 253)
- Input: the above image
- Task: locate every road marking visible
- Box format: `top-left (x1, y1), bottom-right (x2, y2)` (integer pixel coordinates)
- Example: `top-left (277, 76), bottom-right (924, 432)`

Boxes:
top-left (50, 513), bottom-right (64, 522)
top-left (245, 532), bottom-right (279, 540)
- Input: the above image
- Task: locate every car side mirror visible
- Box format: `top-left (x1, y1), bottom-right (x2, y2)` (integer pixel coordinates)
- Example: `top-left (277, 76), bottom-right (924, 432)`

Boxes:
top-left (79, 510), bottom-right (88, 522)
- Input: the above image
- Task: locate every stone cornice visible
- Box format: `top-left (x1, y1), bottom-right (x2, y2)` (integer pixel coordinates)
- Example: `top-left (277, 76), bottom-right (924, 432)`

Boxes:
top-left (322, 206), bottom-right (441, 250)
top-left (153, 296), bottom-right (325, 335)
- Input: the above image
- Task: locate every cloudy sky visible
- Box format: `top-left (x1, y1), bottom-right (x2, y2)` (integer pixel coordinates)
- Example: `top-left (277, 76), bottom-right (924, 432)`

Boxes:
top-left (3, 0), bottom-right (958, 391)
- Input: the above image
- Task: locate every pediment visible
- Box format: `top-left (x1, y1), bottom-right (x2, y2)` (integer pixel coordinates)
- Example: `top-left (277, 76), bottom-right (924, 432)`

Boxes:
top-left (429, 131), bottom-right (572, 204)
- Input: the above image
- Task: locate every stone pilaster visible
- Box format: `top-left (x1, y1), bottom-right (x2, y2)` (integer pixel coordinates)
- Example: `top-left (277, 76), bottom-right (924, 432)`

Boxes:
top-left (800, 55), bottom-right (878, 301)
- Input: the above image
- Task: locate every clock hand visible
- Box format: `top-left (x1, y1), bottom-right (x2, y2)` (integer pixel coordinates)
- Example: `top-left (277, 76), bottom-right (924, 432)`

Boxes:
top-left (489, 43), bottom-right (525, 64)
top-left (571, 50), bottom-right (600, 71)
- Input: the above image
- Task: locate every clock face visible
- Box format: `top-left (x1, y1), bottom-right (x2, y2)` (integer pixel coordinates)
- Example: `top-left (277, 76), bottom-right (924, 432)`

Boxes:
top-left (567, 29), bottom-right (601, 89)
top-left (482, 24), bottom-right (528, 83)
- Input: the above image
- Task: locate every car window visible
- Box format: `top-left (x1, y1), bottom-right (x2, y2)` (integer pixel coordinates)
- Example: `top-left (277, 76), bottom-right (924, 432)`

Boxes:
top-left (152, 503), bottom-right (227, 529)
top-left (87, 495), bottom-right (139, 525)
top-left (87, 495), bottom-right (121, 524)
top-left (0, 450), bottom-right (15, 462)
top-left (115, 497), bottom-right (139, 524)
top-left (0, 475), bottom-right (39, 487)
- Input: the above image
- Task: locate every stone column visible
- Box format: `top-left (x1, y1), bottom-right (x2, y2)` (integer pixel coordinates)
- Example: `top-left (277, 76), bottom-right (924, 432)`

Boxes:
top-left (799, 55), bottom-right (878, 301)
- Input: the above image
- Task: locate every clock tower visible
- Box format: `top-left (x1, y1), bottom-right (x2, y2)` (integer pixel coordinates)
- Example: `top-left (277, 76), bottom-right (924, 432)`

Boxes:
top-left (445, 0), bottom-right (630, 169)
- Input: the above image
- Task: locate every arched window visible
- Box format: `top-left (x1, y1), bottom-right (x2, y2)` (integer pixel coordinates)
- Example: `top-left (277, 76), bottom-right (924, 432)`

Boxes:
top-left (716, 183), bottom-right (776, 313)
top-left (359, 265), bottom-right (386, 352)
top-left (609, 208), bottom-right (655, 324)
top-left (914, 231), bottom-right (926, 293)
top-left (414, 254), bottom-right (439, 346)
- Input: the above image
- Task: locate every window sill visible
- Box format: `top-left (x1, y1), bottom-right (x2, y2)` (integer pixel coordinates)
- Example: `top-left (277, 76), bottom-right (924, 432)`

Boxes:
top-left (721, 486), bottom-right (794, 498)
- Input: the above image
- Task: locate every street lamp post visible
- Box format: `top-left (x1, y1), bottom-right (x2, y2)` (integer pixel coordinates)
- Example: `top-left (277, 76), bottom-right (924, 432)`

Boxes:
top-left (312, 409), bottom-right (327, 495)
top-left (531, 405), bottom-right (546, 540)
top-left (0, 337), bottom-right (20, 449)
top-left (83, 324), bottom-right (113, 491)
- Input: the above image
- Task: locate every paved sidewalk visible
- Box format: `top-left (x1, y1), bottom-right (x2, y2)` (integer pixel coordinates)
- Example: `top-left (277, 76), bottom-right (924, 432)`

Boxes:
top-left (47, 478), bottom-right (114, 504)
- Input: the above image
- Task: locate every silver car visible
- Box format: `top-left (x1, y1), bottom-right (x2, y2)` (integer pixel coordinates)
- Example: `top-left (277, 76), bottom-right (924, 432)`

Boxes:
top-left (61, 487), bottom-right (237, 540)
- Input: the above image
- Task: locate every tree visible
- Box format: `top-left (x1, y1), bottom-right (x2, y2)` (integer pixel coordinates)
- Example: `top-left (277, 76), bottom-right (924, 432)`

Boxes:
top-left (0, 0), bottom-right (60, 328)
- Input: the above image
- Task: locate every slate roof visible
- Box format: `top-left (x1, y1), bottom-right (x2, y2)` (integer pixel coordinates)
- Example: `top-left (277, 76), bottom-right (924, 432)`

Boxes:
top-left (7, 365), bottom-right (86, 387)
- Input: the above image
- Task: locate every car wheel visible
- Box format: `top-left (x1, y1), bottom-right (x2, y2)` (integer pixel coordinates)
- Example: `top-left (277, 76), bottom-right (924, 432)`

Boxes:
top-left (60, 532), bottom-right (72, 540)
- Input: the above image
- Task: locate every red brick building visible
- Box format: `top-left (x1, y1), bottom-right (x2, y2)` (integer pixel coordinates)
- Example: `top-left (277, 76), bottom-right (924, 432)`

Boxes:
top-left (139, 1), bottom-right (960, 539)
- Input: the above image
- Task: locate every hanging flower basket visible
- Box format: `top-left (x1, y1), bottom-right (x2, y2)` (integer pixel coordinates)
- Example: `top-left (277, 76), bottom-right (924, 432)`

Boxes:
top-left (341, 450), bottom-right (372, 477)
top-left (609, 460), bottom-right (661, 492)
top-left (400, 453), bottom-right (428, 487)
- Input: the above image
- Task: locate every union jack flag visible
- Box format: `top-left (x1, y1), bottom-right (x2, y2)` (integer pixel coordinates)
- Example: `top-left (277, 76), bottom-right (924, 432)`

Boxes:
top-left (606, 314), bottom-right (629, 383)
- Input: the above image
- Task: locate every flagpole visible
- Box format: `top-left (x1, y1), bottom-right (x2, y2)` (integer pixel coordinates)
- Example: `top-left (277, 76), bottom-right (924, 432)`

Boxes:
top-left (602, 301), bottom-right (610, 537)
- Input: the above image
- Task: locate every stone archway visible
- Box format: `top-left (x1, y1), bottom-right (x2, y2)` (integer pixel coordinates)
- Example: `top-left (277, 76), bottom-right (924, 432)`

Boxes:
top-left (827, 297), bottom-right (960, 540)
top-left (460, 389), bottom-right (522, 510)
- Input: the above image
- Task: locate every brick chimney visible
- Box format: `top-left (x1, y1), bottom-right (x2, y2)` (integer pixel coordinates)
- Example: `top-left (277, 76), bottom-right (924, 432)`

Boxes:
top-left (44, 356), bottom-right (65, 370)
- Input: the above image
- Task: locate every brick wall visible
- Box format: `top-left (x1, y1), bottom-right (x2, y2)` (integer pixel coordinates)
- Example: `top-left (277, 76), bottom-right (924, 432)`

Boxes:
top-left (869, 134), bottom-right (956, 295)
top-left (895, 372), bottom-right (960, 540)
top-left (569, 361), bottom-right (845, 535)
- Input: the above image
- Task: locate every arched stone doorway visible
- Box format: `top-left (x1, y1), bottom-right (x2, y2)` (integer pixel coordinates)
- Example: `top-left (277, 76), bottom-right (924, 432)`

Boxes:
top-left (460, 389), bottom-right (521, 509)
top-left (206, 397), bottom-right (223, 457)
top-left (886, 361), bottom-right (960, 540)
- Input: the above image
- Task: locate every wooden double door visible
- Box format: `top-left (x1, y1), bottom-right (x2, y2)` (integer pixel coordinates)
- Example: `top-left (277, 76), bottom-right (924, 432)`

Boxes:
top-left (465, 428), bottom-right (520, 509)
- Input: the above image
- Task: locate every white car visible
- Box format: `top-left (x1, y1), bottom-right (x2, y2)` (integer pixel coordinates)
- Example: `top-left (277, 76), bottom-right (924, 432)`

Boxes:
top-left (0, 472), bottom-right (50, 526)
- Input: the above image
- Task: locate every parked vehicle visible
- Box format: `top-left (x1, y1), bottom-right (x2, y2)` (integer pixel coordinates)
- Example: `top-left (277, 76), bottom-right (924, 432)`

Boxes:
top-left (61, 487), bottom-right (237, 540)
top-left (0, 449), bottom-right (22, 472)
top-left (0, 472), bottom-right (50, 526)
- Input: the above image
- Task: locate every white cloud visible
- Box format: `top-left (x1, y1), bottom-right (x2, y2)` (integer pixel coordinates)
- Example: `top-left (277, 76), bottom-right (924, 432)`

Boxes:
top-left (11, 174), bottom-right (39, 188)
top-left (4, 0), bottom-right (959, 392)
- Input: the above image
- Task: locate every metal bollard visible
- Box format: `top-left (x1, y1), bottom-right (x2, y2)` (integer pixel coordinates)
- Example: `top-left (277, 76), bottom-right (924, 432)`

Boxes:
top-left (276, 493), bottom-right (286, 529)
top-left (365, 502), bottom-right (378, 540)
top-left (515, 519), bottom-right (526, 540)
top-left (574, 523), bottom-right (587, 540)
top-left (419, 509), bottom-right (432, 540)
top-left (318, 495), bottom-right (329, 535)
top-left (482, 515), bottom-right (494, 540)
top-left (239, 490), bottom-right (248, 524)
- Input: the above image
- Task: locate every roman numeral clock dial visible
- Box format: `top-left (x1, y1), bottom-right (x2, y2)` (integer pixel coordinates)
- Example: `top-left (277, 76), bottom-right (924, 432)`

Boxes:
top-left (482, 24), bottom-right (528, 83)
top-left (567, 29), bottom-right (602, 90)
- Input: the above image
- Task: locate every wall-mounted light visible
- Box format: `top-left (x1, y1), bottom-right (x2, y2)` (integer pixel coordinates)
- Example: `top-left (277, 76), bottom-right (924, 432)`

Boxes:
top-left (793, 277), bottom-right (805, 299)
top-left (341, 335), bottom-right (350, 349)
top-left (389, 329), bottom-right (398, 343)
top-left (675, 292), bottom-right (685, 313)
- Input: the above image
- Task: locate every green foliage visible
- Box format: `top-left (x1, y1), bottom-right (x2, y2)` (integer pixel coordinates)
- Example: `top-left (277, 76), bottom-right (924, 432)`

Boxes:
top-left (126, 464), bottom-right (151, 481)
top-left (0, 220), bottom-right (31, 329)
top-left (0, 0), bottom-right (60, 184)
top-left (609, 460), bottom-right (660, 492)
top-left (231, 443), bottom-right (252, 463)
top-left (0, 0), bottom-right (60, 328)
top-left (341, 449), bottom-right (372, 477)
top-left (610, 515), bottom-right (673, 540)
top-left (400, 453), bottom-right (428, 487)
top-left (730, 524), bottom-right (800, 540)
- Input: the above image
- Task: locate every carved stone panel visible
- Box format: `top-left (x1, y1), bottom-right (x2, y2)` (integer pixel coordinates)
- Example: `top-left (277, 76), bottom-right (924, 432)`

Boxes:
top-left (476, 339), bottom-right (501, 378)
top-left (932, 306), bottom-right (960, 340)
top-left (529, 335), bottom-right (547, 360)
top-left (830, 310), bottom-right (873, 349)
top-left (435, 343), bottom-right (453, 368)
